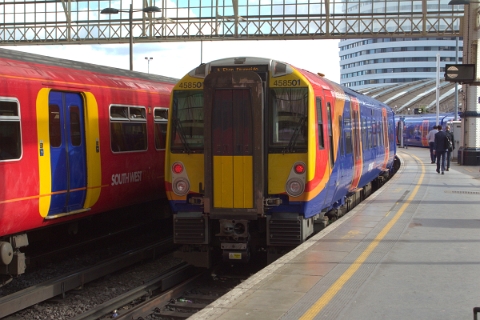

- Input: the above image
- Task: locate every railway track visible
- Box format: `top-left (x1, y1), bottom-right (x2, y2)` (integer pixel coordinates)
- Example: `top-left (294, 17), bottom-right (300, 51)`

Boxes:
top-left (0, 238), bottom-right (176, 319)
top-left (78, 263), bottom-right (205, 320)
top-left (88, 263), bottom-right (256, 320)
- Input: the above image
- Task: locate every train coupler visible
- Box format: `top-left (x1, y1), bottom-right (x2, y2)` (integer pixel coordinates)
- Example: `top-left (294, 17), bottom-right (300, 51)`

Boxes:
top-left (221, 243), bottom-right (250, 263)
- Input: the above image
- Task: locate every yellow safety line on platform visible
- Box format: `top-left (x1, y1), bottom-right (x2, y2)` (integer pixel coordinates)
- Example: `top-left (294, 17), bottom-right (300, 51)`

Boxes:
top-left (300, 154), bottom-right (424, 320)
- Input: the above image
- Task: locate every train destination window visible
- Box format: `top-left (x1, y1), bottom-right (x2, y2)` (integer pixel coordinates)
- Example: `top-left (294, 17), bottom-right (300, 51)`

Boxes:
top-left (110, 105), bottom-right (147, 152)
top-left (269, 88), bottom-right (308, 153)
top-left (0, 99), bottom-right (21, 160)
top-left (154, 108), bottom-right (168, 150)
top-left (171, 91), bottom-right (204, 153)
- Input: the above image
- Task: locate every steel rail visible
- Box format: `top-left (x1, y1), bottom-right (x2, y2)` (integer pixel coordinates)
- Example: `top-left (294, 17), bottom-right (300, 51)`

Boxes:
top-left (0, 238), bottom-right (175, 318)
top-left (71, 264), bottom-right (205, 320)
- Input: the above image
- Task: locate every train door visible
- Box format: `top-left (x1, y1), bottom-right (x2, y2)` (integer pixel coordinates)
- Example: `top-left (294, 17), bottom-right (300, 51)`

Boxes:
top-left (349, 96), bottom-right (363, 191)
top-left (48, 91), bottom-right (87, 216)
top-left (203, 71), bottom-right (264, 216)
top-left (319, 91), bottom-right (336, 207)
top-left (381, 108), bottom-right (390, 169)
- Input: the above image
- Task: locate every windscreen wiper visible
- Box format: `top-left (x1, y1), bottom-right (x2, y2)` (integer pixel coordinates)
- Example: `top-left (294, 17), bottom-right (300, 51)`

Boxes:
top-left (286, 116), bottom-right (307, 153)
top-left (174, 119), bottom-right (192, 154)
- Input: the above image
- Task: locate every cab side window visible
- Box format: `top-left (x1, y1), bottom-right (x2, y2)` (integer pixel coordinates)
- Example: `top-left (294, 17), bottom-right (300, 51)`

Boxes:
top-left (0, 99), bottom-right (22, 161)
top-left (154, 108), bottom-right (168, 150)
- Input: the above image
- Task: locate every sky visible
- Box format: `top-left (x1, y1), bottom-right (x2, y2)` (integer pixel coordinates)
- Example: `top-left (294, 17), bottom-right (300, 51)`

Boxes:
top-left (8, 39), bottom-right (341, 83)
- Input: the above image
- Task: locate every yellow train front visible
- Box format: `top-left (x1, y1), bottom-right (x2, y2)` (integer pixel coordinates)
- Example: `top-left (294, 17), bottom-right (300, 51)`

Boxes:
top-left (165, 57), bottom-right (397, 267)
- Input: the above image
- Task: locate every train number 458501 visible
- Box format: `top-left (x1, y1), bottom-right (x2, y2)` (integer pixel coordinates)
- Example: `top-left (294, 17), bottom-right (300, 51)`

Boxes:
top-left (178, 81), bottom-right (203, 89)
top-left (272, 79), bottom-right (301, 87)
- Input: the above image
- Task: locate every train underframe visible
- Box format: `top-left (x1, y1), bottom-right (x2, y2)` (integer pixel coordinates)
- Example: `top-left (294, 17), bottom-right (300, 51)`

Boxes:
top-left (173, 165), bottom-right (397, 268)
top-left (0, 234), bottom-right (28, 282)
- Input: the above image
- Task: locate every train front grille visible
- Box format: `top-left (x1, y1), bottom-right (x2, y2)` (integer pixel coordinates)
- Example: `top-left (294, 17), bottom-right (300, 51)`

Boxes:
top-left (173, 216), bottom-right (208, 244)
top-left (267, 218), bottom-right (303, 246)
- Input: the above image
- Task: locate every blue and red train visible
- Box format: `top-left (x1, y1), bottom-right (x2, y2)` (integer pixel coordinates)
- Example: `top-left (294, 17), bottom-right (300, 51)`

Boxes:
top-left (397, 113), bottom-right (459, 147)
top-left (164, 57), bottom-right (400, 267)
top-left (0, 48), bottom-right (176, 278)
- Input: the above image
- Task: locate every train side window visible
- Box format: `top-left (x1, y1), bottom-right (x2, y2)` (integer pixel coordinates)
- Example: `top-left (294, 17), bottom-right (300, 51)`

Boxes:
top-left (110, 106), bottom-right (128, 119)
top-left (130, 107), bottom-right (146, 120)
top-left (49, 104), bottom-right (62, 148)
top-left (388, 117), bottom-right (395, 146)
top-left (154, 107), bottom-right (168, 150)
top-left (379, 120), bottom-right (385, 146)
top-left (368, 117), bottom-right (373, 149)
top-left (70, 106), bottom-right (82, 146)
top-left (344, 117), bottom-right (353, 154)
top-left (339, 116), bottom-right (345, 156)
top-left (316, 97), bottom-right (324, 149)
top-left (0, 99), bottom-right (22, 161)
top-left (361, 117), bottom-right (367, 149)
top-left (326, 102), bottom-right (334, 166)
top-left (110, 105), bottom-right (147, 152)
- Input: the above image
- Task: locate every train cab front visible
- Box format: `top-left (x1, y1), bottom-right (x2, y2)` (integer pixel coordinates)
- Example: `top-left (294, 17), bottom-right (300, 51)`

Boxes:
top-left (166, 57), bottom-right (319, 268)
top-left (166, 60), bottom-right (269, 268)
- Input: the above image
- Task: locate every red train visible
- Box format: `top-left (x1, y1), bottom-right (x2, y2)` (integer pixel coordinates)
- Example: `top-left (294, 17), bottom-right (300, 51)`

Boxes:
top-left (0, 48), bottom-right (176, 278)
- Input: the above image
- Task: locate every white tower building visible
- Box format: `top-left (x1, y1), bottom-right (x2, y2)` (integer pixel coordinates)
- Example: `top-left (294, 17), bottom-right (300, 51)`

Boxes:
top-left (340, 37), bottom-right (463, 90)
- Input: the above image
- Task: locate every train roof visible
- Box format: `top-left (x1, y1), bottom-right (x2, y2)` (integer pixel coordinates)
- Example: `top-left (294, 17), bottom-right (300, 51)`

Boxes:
top-left (0, 47), bottom-right (178, 84)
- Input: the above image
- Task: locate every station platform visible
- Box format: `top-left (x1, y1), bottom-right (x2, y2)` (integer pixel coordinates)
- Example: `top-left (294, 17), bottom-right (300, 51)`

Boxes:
top-left (190, 147), bottom-right (480, 320)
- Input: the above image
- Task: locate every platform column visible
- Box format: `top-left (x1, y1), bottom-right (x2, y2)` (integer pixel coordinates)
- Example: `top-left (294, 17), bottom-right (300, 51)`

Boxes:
top-left (460, 2), bottom-right (480, 165)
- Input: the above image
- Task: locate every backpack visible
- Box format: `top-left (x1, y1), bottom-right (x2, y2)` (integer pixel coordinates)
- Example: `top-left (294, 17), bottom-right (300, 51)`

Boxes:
top-left (445, 135), bottom-right (453, 151)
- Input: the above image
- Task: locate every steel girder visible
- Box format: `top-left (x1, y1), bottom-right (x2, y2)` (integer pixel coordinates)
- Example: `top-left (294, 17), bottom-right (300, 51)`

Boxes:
top-left (0, 0), bottom-right (463, 45)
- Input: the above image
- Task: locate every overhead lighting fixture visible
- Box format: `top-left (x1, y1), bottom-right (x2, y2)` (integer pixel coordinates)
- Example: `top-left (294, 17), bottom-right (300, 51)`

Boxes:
top-left (101, 5), bottom-right (161, 71)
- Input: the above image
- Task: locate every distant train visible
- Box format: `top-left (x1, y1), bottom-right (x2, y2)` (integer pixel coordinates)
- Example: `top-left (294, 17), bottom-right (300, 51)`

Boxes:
top-left (165, 57), bottom-right (400, 267)
top-left (0, 48), bottom-right (176, 279)
top-left (397, 113), bottom-right (459, 147)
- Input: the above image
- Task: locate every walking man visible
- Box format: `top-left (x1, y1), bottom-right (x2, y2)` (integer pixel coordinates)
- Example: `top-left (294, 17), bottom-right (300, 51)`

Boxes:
top-left (426, 125), bottom-right (438, 164)
top-left (445, 125), bottom-right (455, 171)
top-left (434, 125), bottom-right (448, 174)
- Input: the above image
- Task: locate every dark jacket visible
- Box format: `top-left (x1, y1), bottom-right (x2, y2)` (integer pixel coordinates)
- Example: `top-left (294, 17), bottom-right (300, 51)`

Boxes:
top-left (434, 130), bottom-right (448, 152)
top-left (445, 130), bottom-right (455, 150)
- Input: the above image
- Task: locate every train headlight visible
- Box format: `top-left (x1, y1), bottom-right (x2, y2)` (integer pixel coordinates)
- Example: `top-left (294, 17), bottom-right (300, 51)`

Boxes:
top-left (294, 163), bottom-right (305, 174)
top-left (173, 178), bottom-right (190, 196)
top-left (285, 161), bottom-right (306, 197)
top-left (286, 178), bottom-right (304, 197)
top-left (172, 162), bottom-right (184, 174)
